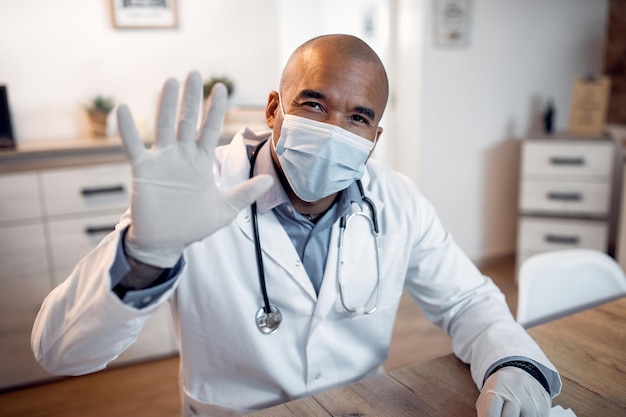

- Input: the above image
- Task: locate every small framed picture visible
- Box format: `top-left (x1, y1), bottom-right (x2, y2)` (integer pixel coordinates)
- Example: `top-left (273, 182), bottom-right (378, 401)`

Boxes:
top-left (433, 0), bottom-right (471, 48)
top-left (110, 0), bottom-right (178, 29)
top-left (568, 76), bottom-right (611, 137)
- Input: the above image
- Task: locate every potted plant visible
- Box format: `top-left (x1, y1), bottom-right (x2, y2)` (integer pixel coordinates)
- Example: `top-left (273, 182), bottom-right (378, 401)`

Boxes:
top-left (85, 95), bottom-right (115, 137)
top-left (203, 76), bottom-right (235, 99)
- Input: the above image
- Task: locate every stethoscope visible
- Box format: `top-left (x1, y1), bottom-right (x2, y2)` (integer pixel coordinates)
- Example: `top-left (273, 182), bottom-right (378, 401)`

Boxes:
top-left (249, 140), bottom-right (383, 335)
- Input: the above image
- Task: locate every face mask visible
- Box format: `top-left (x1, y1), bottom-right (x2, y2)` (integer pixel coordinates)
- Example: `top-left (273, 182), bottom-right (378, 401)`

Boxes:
top-left (273, 96), bottom-right (376, 202)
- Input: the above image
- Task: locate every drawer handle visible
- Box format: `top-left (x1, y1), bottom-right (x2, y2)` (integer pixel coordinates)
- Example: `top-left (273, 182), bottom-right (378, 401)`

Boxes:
top-left (85, 225), bottom-right (116, 235)
top-left (545, 234), bottom-right (580, 245)
top-left (547, 192), bottom-right (582, 201)
top-left (549, 156), bottom-right (585, 166)
top-left (81, 185), bottom-right (125, 196)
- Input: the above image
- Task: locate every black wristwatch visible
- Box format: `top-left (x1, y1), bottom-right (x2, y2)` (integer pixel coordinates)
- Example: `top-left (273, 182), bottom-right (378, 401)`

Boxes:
top-left (488, 360), bottom-right (551, 395)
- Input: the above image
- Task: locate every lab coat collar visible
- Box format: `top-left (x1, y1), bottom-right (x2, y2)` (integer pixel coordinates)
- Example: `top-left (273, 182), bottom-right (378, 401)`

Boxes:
top-left (250, 138), bottom-right (290, 214)
top-left (219, 127), bottom-right (271, 191)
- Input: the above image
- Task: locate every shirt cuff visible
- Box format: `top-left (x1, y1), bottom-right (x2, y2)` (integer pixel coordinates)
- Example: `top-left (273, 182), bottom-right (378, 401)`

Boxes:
top-left (109, 226), bottom-right (183, 309)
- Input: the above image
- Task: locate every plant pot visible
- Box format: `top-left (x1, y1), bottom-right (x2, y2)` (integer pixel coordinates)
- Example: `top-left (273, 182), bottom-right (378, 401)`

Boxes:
top-left (87, 111), bottom-right (109, 137)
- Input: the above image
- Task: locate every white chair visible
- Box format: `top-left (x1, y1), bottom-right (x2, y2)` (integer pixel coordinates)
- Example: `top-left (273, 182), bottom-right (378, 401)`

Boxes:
top-left (516, 249), bottom-right (626, 328)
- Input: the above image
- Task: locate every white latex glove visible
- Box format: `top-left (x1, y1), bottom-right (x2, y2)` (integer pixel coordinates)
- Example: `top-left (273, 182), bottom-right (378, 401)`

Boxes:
top-left (117, 71), bottom-right (273, 268)
top-left (476, 367), bottom-right (551, 417)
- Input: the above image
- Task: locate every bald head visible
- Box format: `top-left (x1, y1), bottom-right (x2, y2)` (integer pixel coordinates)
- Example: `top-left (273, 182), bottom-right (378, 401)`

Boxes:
top-left (280, 34), bottom-right (389, 116)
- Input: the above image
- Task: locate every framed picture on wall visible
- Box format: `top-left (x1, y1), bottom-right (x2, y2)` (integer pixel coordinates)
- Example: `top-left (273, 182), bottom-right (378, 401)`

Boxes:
top-left (433, 0), bottom-right (471, 48)
top-left (110, 0), bottom-right (178, 29)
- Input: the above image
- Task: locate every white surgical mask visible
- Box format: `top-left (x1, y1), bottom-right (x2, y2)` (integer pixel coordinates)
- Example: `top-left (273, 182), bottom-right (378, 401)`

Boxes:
top-left (273, 96), bottom-right (376, 202)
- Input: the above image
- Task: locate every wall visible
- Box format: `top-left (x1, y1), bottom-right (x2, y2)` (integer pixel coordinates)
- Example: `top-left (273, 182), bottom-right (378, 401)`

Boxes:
top-left (0, 0), bottom-right (611, 263)
top-left (390, 0), bottom-right (609, 261)
top-left (0, 0), bottom-right (280, 142)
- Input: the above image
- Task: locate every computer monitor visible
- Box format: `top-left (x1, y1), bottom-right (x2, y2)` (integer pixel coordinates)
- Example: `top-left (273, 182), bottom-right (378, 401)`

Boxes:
top-left (0, 85), bottom-right (15, 149)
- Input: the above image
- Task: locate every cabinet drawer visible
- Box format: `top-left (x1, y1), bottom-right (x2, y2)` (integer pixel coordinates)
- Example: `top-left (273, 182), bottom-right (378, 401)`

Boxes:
top-left (0, 223), bottom-right (51, 330)
top-left (520, 179), bottom-right (610, 215)
top-left (517, 217), bottom-right (608, 252)
top-left (0, 172), bottom-right (42, 223)
top-left (0, 327), bottom-right (57, 389)
top-left (522, 141), bottom-right (613, 178)
top-left (41, 163), bottom-right (131, 217)
top-left (48, 213), bottom-right (121, 286)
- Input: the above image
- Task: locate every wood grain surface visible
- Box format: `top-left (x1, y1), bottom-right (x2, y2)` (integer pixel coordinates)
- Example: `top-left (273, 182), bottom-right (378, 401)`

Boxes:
top-left (249, 298), bottom-right (626, 417)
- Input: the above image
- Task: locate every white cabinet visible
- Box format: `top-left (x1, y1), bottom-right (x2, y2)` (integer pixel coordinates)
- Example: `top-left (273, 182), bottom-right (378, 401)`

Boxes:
top-left (40, 163), bottom-right (131, 217)
top-left (519, 180), bottom-right (611, 215)
top-left (0, 172), bottom-right (43, 222)
top-left (0, 172), bottom-right (53, 388)
top-left (516, 138), bottom-right (616, 276)
top-left (0, 223), bottom-right (53, 389)
top-left (40, 163), bottom-right (132, 286)
top-left (517, 217), bottom-right (608, 263)
top-left (47, 213), bottom-right (122, 286)
top-left (0, 162), bottom-right (177, 390)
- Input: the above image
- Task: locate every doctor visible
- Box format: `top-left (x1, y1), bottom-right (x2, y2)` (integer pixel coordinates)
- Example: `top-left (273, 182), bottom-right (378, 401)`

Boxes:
top-left (32, 34), bottom-right (560, 417)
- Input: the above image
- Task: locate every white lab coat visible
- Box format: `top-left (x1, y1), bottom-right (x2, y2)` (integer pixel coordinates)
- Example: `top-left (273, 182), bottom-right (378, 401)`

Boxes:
top-left (32, 129), bottom-right (560, 416)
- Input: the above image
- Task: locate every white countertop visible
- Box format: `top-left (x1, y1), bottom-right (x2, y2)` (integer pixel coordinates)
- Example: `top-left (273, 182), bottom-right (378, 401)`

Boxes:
top-left (0, 117), bottom-right (269, 173)
top-left (0, 136), bottom-right (131, 173)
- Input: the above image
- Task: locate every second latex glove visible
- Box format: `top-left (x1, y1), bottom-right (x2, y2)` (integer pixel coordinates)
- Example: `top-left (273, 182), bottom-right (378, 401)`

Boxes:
top-left (118, 71), bottom-right (273, 268)
top-left (476, 367), bottom-right (551, 417)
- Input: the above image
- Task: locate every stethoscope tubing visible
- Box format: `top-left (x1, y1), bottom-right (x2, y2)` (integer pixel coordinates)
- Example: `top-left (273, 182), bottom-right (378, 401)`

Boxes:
top-left (249, 141), bottom-right (272, 316)
top-left (337, 197), bottom-right (381, 315)
top-left (248, 139), bottom-right (382, 333)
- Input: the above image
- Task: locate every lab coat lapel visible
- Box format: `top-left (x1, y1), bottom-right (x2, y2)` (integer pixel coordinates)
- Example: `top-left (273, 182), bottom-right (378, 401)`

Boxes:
top-left (309, 192), bottom-right (385, 335)
top-left (234, 208), bottom-right (317, 301)
top-left (223, 130), bottom-right (317, 301)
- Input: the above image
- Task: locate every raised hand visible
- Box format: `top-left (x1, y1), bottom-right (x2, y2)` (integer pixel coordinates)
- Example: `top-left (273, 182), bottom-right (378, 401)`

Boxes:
top-left (117, 71), bottom-right (273, 268)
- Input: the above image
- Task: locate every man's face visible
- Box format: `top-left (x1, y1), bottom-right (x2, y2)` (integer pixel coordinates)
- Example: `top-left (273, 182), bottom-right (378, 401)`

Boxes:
top-left (266, 48), bottom-right (387, 147)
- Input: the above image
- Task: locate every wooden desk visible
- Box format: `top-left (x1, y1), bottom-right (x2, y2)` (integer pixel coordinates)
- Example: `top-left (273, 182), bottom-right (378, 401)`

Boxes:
top-left (527, 297), bottom-right (626, 416)
top-left (248, 298), bottom-right (626, 417)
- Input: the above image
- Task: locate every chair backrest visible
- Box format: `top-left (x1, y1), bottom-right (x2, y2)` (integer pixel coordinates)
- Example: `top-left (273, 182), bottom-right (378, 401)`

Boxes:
top-left (516, 249), bottom-right (626, 328)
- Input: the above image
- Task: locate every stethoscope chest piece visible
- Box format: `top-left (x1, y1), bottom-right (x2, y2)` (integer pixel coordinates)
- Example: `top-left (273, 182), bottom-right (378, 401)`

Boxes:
top-left (255, 305), bottom-right (282, 334)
